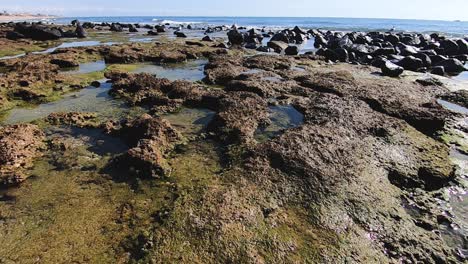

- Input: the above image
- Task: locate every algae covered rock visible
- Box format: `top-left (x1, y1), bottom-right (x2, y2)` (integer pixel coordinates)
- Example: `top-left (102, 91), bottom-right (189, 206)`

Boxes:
top-left (107, 114), bottom-right (183, 178)
top-left (0, 124), bottom-right (45, 186)
top-left (46, 112), bottom-right (100, 128)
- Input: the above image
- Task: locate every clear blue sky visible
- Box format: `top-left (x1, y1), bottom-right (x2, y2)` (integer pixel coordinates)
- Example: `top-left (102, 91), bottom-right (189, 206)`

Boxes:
top-left (3, 0), bottom-right (468, 21)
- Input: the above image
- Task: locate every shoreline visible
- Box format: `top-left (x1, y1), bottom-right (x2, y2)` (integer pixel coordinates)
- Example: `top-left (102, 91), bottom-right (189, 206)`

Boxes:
top-left (0, 15), bottom-right (56, 22)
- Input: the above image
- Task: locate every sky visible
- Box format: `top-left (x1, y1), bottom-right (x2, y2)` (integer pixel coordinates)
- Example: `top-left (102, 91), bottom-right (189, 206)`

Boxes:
top-left (1, 0), bottom-right (468, 21)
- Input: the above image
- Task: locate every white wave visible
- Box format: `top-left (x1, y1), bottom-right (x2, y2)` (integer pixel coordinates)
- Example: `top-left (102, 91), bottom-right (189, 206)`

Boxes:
top-left (151, 19), bottom-right (203, 25)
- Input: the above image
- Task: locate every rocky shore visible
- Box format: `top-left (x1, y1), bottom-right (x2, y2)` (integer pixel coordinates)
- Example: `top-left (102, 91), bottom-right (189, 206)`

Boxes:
top-left (0, 20), bottom-right (466, 263)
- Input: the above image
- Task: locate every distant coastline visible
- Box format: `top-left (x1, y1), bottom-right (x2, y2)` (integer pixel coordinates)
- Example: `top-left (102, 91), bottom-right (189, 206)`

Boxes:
top-left (0, 12), bottom-right (56, 22)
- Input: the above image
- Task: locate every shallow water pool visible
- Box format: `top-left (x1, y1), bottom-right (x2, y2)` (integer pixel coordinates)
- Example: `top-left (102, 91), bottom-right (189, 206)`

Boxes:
top-left (255, 104), bottom-right (304, 141)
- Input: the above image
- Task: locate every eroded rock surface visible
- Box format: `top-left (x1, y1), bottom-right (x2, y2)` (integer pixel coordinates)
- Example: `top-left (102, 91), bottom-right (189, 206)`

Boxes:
top-left (0, 124), bottom-right (45, 186)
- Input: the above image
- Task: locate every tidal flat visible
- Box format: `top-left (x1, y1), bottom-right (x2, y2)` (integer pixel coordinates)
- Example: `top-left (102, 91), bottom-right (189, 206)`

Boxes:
top-left (0, 21), bottom-right (467, 263)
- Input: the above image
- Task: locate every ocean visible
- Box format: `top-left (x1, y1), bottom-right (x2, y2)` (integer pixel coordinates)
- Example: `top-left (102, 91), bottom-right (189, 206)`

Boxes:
top-left (49, 16), bottom-right (468, 36)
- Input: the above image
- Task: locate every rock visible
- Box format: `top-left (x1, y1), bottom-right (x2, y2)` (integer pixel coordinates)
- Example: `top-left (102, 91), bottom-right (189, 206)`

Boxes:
top-left (245, 43), bottom-right (258, 49)
top-left (0, 124), bottom-right (45, 186)
top-left (6, 31), bottom-right (25, 40)
top-left (373, 47), bottom-right (396, 56)
top-left (14, 24), bottom-right (62, 40)
top-left (129, 24), bottom-right (138, 32)
top-left (440, 90), bottom-right (468, 108)
top-left (227, 29), bottom-right (244, 45)
top-left (270, 32), bottom-right (289, 43)
top-left (61, 30), bottom-right (77, 38)
top-left (285, 46), bottom-right (299, 55)
top-left (155, 25), bottom-right (166, 32)
top-left (314, 34), bottom-right (328, 48)
top-left (110, 23), bottom-right (123, 32)
top-left (256, 46), bottom-right (273, 52)
top-left (216, 43), bottom-right (229, 49)
top-left (435, 58), bottom-right (466, 73)
top-left (397, 56), bottom-right (424, 71)
top-left (46, 112), bottom-right (100, 128)
top-left (381, 61), bottom-right (404, 77)
top-left (267, 41), bottom-right (288, 53)
top-left (202, 35), bottom-right (214, 42)
top-left (75, 23), bottom-right (87, 38)
top-left (384, 34), bottom-right (400, 45)
top-left (50, 58), bottom-right (79, 68)
top-left (440, 39), bottom-right (459, 55)
top-left (185, 41), bottom-right (204, 47)
top-left (90, 81), bottom-right (101, 88)
top-left (335, 48), bottom-right (349, 62)
top-left (397, 43), bottom-right (419, 56)
top-left (108, 115), bottom-right (183, 178)
top-left (175, 31), bottom-right (187, 38)
top-left (413, 53), bottom-right (432, 67)
top-left (292, 26), bottom-right (306, 35)
top-left (456, 39), bottom-right (468, 54)
top-left (148, 31), bottom-right (158, 36)
top-left (430, 66), bottom-right (445, 76)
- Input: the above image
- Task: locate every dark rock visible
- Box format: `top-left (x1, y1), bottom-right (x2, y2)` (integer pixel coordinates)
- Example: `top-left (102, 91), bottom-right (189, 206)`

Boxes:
top-left (202, 35), bottom-right (214, 42)
top-left (147, 31), bottom-right (158, 36)
top-left (90, 81), bottom-right (101, 88)
top-left (267, 41), bottom-right (288, 53)
top-left (216, 43), bottom-right (229, 49)
top-left (110, 23), bottom-right (123, 32)
top-left (175, 31), bottom-right (187, 38)
top-left (384, 34), bottom-right (400, 45)
top-left (50, 59), bottom-right (79, 68)
top-left (129, 24), bottom-right (138, 33)
top-left (245, 42), bottom-right (258, 49)
top-left (6, 31), bottom-right (25, 40)
top-left (413, 53), bottom-right (432, 67)
top-left (75, 23), bottom-right (87, 38)
top-left (435, 58), bottom-right (466, 73)
top-left (397, 43), bottom-right (419, 56)
top-left (440, 39), bottom-right (459, 55)
top-left (457, 39), bottom-right (468, 54)
top-left (373, 47), bottom-right (396, 56)
top-left (429, 55), bottom-right (448, 65)
top-left (430, 66), bottom-right (445, 76)
top-left (381, 61), bottom-right (404, 77)
top-left (270, 32), bottom-right (289, 43)
top-left (285, 46), bottom-right (299, 55)
top-left (227, 29), bottom-right (244, 45)
top-left (335, 48), bottom-right (349, 62)
top-left (14, 24), bottom-right (62, 40)
top-left (256, 46), bottom-right (273, 52)
top-left (397, 56), bottom-right (424, 71)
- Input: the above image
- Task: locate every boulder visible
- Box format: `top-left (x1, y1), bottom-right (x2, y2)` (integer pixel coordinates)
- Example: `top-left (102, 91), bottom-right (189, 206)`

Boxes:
top-left (457, 39), bottom-right (468, 54)
top-left (271, 32), bottom-right (289, 43)
top-left (335, 48), bottom-right (349, 62)
top-left (202, 35), bottom-right (214, 42)
top-left (6, 31), bottom-right (25, 40)
top-left (14, 24), bottom-right (62, 40)
top-left (110, 23), bottom-right (123, 32)
top-left (285, 46), bottom-right (299, 55)
top-left (227, 29), bottom-right (244, 45)
top-left (75, 23), bottom-right (87, 38)
top-left (129, 24), bottom-right (138, 32)
top-left (175, 31), bottom-right (187, 38)
top-left (267, 41), bottom-right (288, 53)
top-left (435, 58), bottom-right (466, 73)
top-left (440, 39), bottom-right (459, 55)
top-left (430, 66), bottom-right (445, 76)
top-left (50, 58), bottom-right (79, 68)
top-left (381, 61), bottom-right (404, 77)
top-left (397, 56), bottom-right (424, 71)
